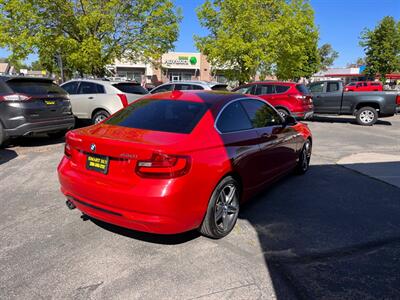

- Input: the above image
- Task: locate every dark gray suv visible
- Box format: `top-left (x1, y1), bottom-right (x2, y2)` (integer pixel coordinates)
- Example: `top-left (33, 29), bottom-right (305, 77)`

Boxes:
top-left (0, 76), bottom-right (75, 146)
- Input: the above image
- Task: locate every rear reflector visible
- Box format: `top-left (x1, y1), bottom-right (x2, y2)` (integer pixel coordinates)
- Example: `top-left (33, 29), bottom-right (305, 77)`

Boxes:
top-left (64, 143), bottom-right (72, 158)
top-left (136, 153), bottom-right (191, 178)
top-left (396, 95), bottom-right (400, 106)
top-left (117, 94), bottom-right (129, 107)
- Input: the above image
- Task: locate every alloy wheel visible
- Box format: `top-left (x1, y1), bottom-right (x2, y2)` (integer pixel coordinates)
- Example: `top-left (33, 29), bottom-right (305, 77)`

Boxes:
top-left (301, 141), bottom-right (312, 172)
top-left (94, 114), bottom-right (107, 124)
top-left (214, 183), bottom-right (239, 232)
top-left (359, 110), bottom-right (375, 124)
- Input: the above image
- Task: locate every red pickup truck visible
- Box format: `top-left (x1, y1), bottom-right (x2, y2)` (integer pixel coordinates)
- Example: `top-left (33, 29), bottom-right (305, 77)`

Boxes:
top-left (345, 81), bottom-right (383, 92)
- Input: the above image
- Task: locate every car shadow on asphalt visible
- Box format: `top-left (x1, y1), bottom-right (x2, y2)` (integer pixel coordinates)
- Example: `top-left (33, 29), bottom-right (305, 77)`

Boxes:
top-left (239, 163), bottom-right (400, 299)
top-left (0, 148), bottom-right (18, 165)
top-left (4, 135), bottom-right (66, 148)
top-left (89, 218), bottom-right (200, 245)
top-left (308, 115), bottom-right (392, 126)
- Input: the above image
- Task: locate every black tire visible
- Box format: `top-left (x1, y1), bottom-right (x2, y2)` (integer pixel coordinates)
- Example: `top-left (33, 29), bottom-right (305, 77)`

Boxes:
top-left (295, 139), bottom-right (312, 174)
top-left (199, 176), bottom-right (240, 239)
top-left (0, 122), bottom-right (6, 148)
top-left (355, 106), bottom-right (378, 126)
top-left (277, 108), bottom-right (290, 119)
top-left (47, 130), bottom-right (68, 139)
top-left (92, 110), bottom-right (110, 124)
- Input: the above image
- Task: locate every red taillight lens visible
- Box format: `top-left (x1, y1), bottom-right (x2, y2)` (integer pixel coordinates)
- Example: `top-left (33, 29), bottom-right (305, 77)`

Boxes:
top-left (64, 143), bottom-right (72, 158)
top-left (117, 94), bottom-right (128, 107)
top-left (0, 94), bottom-right (30, 101)
top-left (396, 95), bottom-right (400, 106)
top-left (136, 153), bottom-right (191, 178)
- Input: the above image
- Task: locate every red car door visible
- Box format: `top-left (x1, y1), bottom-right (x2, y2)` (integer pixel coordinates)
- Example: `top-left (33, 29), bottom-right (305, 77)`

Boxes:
top-left (240, 99), bottom-right (298, 182)
top-left (215, 100), bottom-right (264, 192)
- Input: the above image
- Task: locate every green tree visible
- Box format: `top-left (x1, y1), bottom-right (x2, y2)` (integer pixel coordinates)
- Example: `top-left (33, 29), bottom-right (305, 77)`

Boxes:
top-left (0, 0), bottom-right (181, 78)
top-left (318, 43), bottom-right (338, 70)
top-left (272, 0), bottom-right (319, 80)
top-left (360, 16), bottom-right (400, 80)
top-left (195, 0), bottom-right (319, 83)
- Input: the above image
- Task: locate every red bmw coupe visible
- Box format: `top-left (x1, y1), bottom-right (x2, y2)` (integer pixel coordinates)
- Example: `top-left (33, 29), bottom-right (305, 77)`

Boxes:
top-left (58, 91), bottom-right (312, 239)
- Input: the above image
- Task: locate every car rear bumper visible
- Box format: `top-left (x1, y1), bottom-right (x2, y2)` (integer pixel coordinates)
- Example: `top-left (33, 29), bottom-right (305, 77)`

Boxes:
top-left (4, 116), bottom-right (75, 137)
top-left (57, 157), bottom-right (205, 234)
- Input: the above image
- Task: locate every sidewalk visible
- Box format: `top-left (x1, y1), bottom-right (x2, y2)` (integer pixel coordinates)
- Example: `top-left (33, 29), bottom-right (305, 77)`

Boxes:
top-left (337, 152), bottom-right (400, 188)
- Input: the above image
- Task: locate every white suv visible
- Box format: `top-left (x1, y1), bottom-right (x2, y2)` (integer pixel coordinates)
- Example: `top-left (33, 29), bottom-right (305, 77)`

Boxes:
top-left (61, 79), bottom-right (148, 124)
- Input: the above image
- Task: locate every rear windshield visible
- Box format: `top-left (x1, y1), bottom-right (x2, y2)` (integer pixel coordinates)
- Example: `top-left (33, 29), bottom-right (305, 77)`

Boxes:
top-left (105, 99), bottom-right (209, 134)
top-left (112, 83), bottom-right (148, 95)
top-left (211, 84), bottom-right (228, 91)
top-left (6, 80), bottom-right (66, 96)
top-left (295, 84), bottom-right (310, 94)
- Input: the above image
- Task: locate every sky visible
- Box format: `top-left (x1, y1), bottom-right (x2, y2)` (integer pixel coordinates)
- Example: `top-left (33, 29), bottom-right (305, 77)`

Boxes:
top-left (1, 0), bottom-right (399, 68)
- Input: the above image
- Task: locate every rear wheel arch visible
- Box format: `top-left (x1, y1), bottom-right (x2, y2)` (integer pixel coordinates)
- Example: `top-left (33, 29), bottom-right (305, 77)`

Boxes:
top-left (91, 108), bottom-right (111, 124)
top-left (91, 107), bottom-right (111, 119)
top-left (354, 102), bottom-right (380, 112)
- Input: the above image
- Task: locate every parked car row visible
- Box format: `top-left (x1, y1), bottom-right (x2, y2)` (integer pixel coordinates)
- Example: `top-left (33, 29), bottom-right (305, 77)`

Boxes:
top-left (1, 76), bottom-right (399, 147)
top-left (1, 75), bottom-right (399, 239)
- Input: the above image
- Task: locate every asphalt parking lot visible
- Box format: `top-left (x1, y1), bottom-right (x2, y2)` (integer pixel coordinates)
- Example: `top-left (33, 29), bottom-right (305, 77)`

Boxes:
top-left (1, 115), bottom-right (400, 299)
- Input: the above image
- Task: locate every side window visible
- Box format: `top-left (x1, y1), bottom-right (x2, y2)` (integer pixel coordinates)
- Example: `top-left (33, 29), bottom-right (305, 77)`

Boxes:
top-left (255, 84), bottom-right (275, 95)
top-left (78, 82), bottom-right (104, 94)
top-left (61, 82), bottom-right (79, 95)
top-left (309, 82), bottom-right (324, 93)
top-left (275, 85), bottom-right (290, 93)
top-left (363, 82), bottom-right (368, 87)
top-left (356, 83), bottom-right (362, 87)
top-left (327, 82), bottom-right (339, 92)
top-left (216, 101), bottom-right (253, 133)
top-left (151, 84), bottom-right (174, 94)
top-left (191, 85), bottom-right (204, 90)
top-left (174, 84), bottom-right (192, 91)
top-left (235, 85), bottom-right (254, 94)
top-left (241, 99), bottom-right (282, 128)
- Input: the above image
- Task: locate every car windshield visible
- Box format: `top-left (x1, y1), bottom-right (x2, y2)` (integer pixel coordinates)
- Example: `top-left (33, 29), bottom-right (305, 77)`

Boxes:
top-left (112, 83), bottom-right (148, 95)
top-left (347, 82), bottom-right (356, 86)
top-left (105, 99), bottom-right (209, 134)
top-left (6, 79), bottom-right (66, 95)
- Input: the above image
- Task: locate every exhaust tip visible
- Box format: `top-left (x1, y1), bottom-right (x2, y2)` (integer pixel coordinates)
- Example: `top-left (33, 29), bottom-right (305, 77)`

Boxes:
top-left (66, 199), bottom-right (76, 210)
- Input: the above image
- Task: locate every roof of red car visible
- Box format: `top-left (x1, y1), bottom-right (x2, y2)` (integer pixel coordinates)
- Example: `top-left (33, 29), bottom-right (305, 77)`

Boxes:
top-left (143, 90), bottom-right (247, 106)
top-left (245, 81), bottom-right (297, 86)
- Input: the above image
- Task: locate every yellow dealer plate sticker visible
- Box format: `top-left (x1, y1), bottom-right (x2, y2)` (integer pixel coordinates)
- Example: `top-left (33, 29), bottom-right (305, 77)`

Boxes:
top-left (86, 154), bottom-right (109, 174)
top-left (44, 100), bottom-right (56, 105)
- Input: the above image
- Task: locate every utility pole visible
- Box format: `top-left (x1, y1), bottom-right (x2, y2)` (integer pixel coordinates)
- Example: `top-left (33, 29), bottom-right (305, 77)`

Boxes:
top-left (55, 53), bottom-right (64, 83)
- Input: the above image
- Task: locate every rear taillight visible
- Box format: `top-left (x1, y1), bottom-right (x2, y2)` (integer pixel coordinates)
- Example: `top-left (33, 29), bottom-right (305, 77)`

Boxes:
top-left (0, 94), bottom-right (30, 101)
top-left (64, 143), bottom-right (72, 158)
top-left (396, 95), bottom-right (400, 106)
top-left (136, 153), bottom-right (191, 178)
top-left (117, 94), bottom-right (128, 107)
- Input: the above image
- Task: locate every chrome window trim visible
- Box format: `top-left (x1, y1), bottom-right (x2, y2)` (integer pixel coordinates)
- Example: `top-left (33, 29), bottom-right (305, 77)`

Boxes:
top-left (214, 97), bottom-right (284, 134)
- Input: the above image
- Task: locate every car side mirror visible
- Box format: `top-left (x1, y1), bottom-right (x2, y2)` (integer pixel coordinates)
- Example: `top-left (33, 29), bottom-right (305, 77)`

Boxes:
top-left (283, 115), bottom-right (297, 126)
